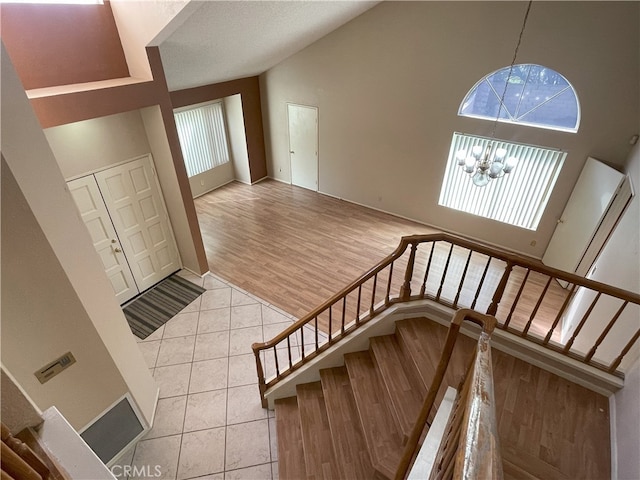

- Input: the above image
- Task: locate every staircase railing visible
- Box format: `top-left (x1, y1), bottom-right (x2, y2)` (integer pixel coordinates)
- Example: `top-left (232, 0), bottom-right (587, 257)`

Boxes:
top-left (395, 309), bottom-right (501, 480)
top-left (252, 233), bottom-right (640, 407)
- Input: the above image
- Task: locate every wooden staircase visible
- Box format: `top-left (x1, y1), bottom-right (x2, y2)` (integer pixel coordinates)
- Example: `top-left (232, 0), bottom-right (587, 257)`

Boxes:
top-left (275, 317), bottom-right (476, 479)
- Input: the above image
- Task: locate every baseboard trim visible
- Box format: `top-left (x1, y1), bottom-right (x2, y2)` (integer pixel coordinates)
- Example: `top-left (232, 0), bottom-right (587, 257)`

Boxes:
top-left (318, 190), bottom-right (542, 261)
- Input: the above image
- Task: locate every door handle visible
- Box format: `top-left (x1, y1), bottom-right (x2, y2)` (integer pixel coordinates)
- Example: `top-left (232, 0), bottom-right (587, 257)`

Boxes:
top-left (557, 218), bottom-right (565, 224)
top-left (114, 247), bottom-right (122, 253)
top-left (290, 150), bottom-right (295, 154)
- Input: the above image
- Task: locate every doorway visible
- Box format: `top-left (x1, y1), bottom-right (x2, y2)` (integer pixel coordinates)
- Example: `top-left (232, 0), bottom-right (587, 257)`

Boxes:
top-left (68, 155), bottom-right (182, 304)
top-left (288, 104), bottom-right (318, 191)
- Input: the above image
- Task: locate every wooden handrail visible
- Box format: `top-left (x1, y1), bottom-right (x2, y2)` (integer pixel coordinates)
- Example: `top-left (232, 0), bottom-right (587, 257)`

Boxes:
top-left (252, 233), bottom-right (640, 407)
top-left (395, 309), bottom-right (497, 480)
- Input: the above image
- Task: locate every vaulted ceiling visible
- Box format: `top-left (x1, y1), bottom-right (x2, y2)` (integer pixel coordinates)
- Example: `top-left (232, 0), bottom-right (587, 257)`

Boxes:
top-left (158, 0), bottom-right (379, 91)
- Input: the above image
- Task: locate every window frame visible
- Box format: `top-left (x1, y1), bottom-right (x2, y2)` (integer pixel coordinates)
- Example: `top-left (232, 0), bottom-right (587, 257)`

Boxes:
top-left (459, 64), bottom-right (580, 133)
top-left (438, 132), bottom-right (567, 231)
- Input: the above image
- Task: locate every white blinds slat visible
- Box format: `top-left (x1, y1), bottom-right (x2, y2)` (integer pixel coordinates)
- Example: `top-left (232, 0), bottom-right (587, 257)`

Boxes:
top-left (439, 133), bottom-right (566, 230)
top-left (174, 101), bottom-right (230, 178)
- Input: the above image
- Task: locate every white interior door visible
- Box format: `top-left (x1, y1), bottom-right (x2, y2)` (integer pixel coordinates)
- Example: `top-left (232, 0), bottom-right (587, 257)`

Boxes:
top-left (542, 157), bottom-right (624, 281)
top-left (68, 176), bottom-right (139, 304)
top-left (95, 156), bottom-right (181, 292)
top-left (288, 104), bottom-right (318, 191)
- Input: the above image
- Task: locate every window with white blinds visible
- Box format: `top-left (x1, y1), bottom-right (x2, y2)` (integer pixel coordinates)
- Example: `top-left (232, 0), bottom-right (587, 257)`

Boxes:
top-left (438, 133), bottom-right (566, 230)
top-left (174, 101), bottom-right (230, 177)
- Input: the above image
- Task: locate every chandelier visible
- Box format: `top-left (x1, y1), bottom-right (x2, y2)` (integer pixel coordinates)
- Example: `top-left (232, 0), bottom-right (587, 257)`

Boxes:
top-left (457, 0), bottom-right (533, 187)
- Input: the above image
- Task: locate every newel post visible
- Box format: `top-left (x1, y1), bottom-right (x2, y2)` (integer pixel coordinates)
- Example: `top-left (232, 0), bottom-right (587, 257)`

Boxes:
top-left (400, 242), bottom-right (418, 301)
top-left (487, 260), bottom-right (513, 316)
top-left (252, 344), bottom-right (268, 408)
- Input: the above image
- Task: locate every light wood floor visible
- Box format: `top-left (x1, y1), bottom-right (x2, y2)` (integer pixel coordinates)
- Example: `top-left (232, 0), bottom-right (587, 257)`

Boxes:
top-left (194, 180), bottom-right (568, 342)
top-left (195, 179), bottom-right (438, 319)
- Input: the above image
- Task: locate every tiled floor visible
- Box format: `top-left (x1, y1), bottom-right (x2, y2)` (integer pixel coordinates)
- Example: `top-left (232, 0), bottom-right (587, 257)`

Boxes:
top-left (115, 270), bottom-right (297, 480)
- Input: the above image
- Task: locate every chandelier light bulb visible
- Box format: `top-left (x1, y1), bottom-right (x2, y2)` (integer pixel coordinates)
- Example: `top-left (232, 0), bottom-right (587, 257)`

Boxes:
top-left (504, 156), bottom-right (518, 173)
top-left (464, 156), bottom-right (476, 173)
top-left (489, 161), bottom-right (505, 178)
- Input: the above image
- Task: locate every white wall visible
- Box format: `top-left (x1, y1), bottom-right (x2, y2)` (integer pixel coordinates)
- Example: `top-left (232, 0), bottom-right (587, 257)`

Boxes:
top-left (1, 44), bottom-right (157, 429)
top-left (260, 1), bottom-right (639, 258)
top-left (614, 355), bottom-right (640, 479)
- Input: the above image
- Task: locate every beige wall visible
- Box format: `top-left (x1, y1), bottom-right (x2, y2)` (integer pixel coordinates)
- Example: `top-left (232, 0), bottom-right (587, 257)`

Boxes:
top-left (1, 366), bottom-right (43, 433)
top-left (189, 161), bottom-right (235, 198)
top-left (140, 105), bottom-right (203, 272)
top-left (110, 0), bottom-right (194, 79)
top-left (260, 1), bottom-right (639, 258)
top-left (1, 44), bottom-right (157, 430)
top-left (225, 94), bottom-right (252, 185)
top-left (44, 110), bottom-right (151, 179)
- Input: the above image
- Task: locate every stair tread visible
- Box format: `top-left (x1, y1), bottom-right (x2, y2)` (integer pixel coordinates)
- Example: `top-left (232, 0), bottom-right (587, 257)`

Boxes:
top-left (275, 397), bottom-right (307, 480)
top-left (370, 334), bottom-right (427, 440)
top-left (319, 366), bottom-right (377, 480)
top-left (396, 318), bottom-right (476, 399)
top-left (297, 382), bottom-right (340, 480)
top-left (502, 446), bottom-right (572, 480)
top-left (344, 351), bottom-right (404, 479)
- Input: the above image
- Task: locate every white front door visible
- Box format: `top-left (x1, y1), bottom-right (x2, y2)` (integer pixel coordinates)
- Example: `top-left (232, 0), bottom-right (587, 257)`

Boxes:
top-left (95, 156), bottom-right (181, 292)
top-left (288, 104), bottom-right (318, 191)
top-left (542, 157), bottom-right (624, 282)
top-left (68, 176), bottom-right (139, 304)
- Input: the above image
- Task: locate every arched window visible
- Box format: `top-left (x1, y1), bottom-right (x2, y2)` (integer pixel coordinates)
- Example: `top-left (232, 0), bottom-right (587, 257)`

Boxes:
top-left (459, 64), bottom-right (580, 133)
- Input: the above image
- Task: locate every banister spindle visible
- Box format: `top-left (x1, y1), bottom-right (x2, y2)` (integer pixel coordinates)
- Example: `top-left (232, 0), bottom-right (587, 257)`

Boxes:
top-left (609, 327), bottom-right (640, 373)
top-left (544, 284), bottom-right (577, 345)
top-left (435, 243), bottom-right (455, 302)
top-left (287, 336), bottom-right (292, 369)
top-left (522, 276), bottom-right (553, 336)
top-left (503, 268), bottom-right (529, 328)
top-left (300, 327), bottom-right (305, 360)
top-left (420, 242), bottom-right (436, 298)
top-left (252, 346), bottom-right (267, 407)
top-left (470, 256), bottom-right (492, 310)
top-left (341, 297), bottom-right (346, 334)
top-left (273, 345), bottom-right (280, 378)
top-left (453, 250), bottom-right (473, 308)
top-left (356, 285), bottom-right (362, 325)
top-left (385, 263), bottom-right (394, 306)
top-left (487, 260), bottom-right (514, 316)
top-left (314, 316), bottom-right (319, 350)
top-left (563, 292), bottom-right (602, 353)
top-left (585, 300), bottom-right (628, 362)
top-left (400, 242), bottom-right (418, 301)
top-left (370, 273), bottom-right (378, 315)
